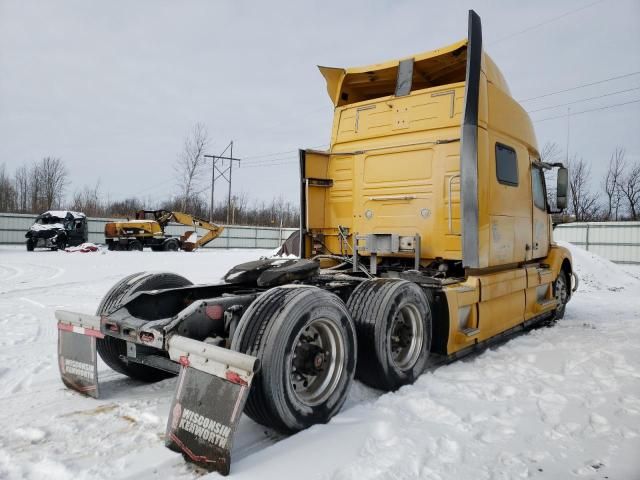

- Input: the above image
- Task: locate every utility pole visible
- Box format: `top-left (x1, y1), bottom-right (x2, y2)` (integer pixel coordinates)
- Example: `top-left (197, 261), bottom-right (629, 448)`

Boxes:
top-left (204, 141), bottom-right (241, 224)
top-left (566, 107), bottom-right (571, 165)
top-left (204, 155), bottom-right (216, 222)
top-left (227, 141), bottom-right (234, 224)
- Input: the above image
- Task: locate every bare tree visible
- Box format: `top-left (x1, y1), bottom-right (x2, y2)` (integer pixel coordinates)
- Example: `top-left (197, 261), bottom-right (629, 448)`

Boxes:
top-left (568, 156), bottom-right (601, 221)
top-left (602, 147), bottom-right (625, 220)
top-left (71, 181), bottom-right (103, 216)
top-left (540, 142), bottom-right (563, 164)
top-left (39, 157), bottom-right (68, 209)
top-left (175, 123), bottom-right (209, 212)
top-left (0, 163), bottom-right (17, 212)
top-left (109, 197), bottom-right (145, 218)
top-left (14, 165), bottom-right (29, 212)
top-left (620, 161), bottom-right (640, 220)
top-left (29, 161), bottom-right (43, 212)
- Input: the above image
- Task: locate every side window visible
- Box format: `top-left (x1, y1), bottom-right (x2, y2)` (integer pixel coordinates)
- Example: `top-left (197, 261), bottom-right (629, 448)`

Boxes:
top-left (531, 166), bottom-right (546, 210)
top-left (495, 143), bottom-right (518, 186)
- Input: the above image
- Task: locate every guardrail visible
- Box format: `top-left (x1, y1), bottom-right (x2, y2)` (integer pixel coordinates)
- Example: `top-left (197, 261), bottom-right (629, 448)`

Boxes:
top-left (554, 221), bottom-right (640, 264)
top-left (0, 212), bottom-right (297, 250)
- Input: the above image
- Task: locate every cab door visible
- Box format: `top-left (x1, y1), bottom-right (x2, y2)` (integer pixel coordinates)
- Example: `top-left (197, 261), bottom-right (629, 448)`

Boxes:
top-left (531, 162), bottom-right (549, 259)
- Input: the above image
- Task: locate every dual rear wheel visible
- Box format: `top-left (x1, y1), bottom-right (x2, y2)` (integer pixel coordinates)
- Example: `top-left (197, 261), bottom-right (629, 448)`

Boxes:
top-left (347, 279), bottom-right (432, 391)
top-left (231, 286), bottom-right (357, 433)
top-left (232, 279), bottom-right (432, 432)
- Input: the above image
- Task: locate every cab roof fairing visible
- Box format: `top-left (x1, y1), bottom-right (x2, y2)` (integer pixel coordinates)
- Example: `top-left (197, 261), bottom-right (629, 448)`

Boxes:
top-left (317, 35), bottom-right (538, 156)
top-left (317, 39), bottom-right (513, 108)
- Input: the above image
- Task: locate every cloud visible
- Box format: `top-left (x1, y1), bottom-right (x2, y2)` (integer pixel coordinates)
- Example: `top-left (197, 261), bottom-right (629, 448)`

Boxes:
top-left (0, 0), bottom-right (639, 204)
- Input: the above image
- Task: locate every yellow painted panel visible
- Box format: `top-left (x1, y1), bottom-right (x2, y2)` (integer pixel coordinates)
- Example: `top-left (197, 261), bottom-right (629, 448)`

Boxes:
top-left (363, 149), bottom-right (433, 184)
top-left (478, 290), bottom-right (525, 339)
top-left (305, 151), bottom-right (329, 178)
top-left (514, 216), bottom-right (531, 262)
top-left (479, 269), bottom-right (526, 302)
top-left (489, 215), bottom-right (515, 265)
top-left (335, 84), bottom-right (464, 144)
top-left (307, 187), bottom-right (326, 229)
top-left (325, 155), bottom-right (354, 229)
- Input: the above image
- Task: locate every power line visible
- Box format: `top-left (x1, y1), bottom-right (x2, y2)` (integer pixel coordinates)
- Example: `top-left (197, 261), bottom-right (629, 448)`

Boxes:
top-left (242, 143), bottom-right (328, 161)
top-left (488, 0), bottom-right (604, 46)
top-left (527, 87), bottom-right (640, 113)
top-left (519, 71), bottom-right (640, 102)
top-left (242, 158), bottom-right (299, 169)
top-left (242, 156), bottom-right (297, 166)
top-left (532, 99), bottom-right (640, 123)
top-left (242, 148), bottom-right (298, 161)
top-left (104, 177), bottom-right (176, 204)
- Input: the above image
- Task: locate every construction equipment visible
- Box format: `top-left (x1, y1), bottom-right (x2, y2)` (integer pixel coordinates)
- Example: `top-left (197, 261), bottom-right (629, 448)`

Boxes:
top-left (104, 210), bottom-right (224, 252)
top-left (26, 210), bottom-right (88, 251)
top-left (56, 11), bottom-right (577, 475)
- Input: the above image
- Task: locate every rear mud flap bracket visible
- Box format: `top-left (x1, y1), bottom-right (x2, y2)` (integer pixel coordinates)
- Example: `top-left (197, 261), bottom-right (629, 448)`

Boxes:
top-left (165, 335), bottom-right (259, 476)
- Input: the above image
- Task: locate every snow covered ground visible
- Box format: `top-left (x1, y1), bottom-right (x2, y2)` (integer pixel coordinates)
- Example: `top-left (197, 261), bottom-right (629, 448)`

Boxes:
top-left (0, 244), bottom-right (638, 479)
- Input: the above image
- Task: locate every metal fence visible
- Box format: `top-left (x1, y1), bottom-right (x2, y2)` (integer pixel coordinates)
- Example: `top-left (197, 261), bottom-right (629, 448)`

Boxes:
top-left (0, 212), bottom-right (297, 250)
top-left (554, 221), bottom-right (640, 264)
top-left (6, 211), bottom-right (637, 262)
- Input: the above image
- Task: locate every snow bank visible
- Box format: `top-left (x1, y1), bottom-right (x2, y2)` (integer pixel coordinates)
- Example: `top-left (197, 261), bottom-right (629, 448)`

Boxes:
top-left (557, 240), bottom-right (638, 292)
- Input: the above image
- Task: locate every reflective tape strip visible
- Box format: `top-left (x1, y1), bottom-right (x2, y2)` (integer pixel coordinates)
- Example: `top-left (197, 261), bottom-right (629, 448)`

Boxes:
top-left (57, 322), bottom-right (104, 339)
top-left (230, 385), bottom-right (245, 423)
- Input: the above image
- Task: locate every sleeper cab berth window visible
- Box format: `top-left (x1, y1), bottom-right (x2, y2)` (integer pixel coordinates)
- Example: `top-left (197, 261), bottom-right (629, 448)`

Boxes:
top-left (495, 143), bottom-right (518, 186)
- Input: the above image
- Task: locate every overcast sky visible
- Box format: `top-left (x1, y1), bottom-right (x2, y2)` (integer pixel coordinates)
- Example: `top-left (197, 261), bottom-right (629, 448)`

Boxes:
top-left (1, 0), bottom-right (639, 208)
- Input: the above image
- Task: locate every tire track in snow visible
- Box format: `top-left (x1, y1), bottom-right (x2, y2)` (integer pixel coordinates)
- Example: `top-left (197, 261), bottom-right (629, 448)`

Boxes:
top-left (0, 264), bottom-right (21, 282)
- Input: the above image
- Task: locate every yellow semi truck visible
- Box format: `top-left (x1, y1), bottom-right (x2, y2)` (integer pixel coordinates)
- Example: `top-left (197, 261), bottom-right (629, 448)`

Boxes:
top-left (55, 11), bottom-right (575, 475)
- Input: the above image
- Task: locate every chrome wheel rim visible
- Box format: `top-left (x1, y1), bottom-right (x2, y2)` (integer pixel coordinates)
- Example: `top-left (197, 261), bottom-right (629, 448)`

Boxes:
top-left (389, 304), bottom-right (423, 370)
top-left (289, 319), bottom-right (344, 406)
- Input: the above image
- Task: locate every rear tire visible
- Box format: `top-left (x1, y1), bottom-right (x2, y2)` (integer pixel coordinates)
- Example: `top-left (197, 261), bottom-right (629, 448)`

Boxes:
top-left (96, 272), bottom-right (193, 381)
top-left (26, 239), bottom-right (34, 251)
top-left (347, 279), bottom-right (432, 391)
top-left (163, 239), bottom-right (180, 251)
top-left (128, 240), bottom-right (143, 251)
top-left (231, 286), bottom-right (357, 433)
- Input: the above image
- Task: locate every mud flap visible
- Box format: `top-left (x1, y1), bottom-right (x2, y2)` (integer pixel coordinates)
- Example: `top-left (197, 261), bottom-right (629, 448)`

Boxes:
top-left (165, 335), bottom-right (259, 476)
top-left (55, 310), bottom-right (104, 398)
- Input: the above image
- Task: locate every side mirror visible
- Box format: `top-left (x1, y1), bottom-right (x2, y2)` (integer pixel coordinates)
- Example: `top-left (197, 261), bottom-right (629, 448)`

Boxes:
top-left (556, 167), bottom-right (568, 210)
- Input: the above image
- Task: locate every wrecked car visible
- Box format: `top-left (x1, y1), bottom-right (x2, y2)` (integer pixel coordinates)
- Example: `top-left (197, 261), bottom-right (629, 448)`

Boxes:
top-left (25, 210), bottom-right (88, 251)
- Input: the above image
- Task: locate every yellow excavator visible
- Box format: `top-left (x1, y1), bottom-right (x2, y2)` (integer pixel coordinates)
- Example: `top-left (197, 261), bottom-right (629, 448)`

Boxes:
top-left (104, 210), bottom-right (224, 251)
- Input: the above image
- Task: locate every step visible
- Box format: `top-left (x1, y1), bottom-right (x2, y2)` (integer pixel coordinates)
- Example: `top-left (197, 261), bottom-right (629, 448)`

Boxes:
top-left (460, 327), bottom-right (480, 337)
top-left (535, 299), bottom-right (557, 312)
